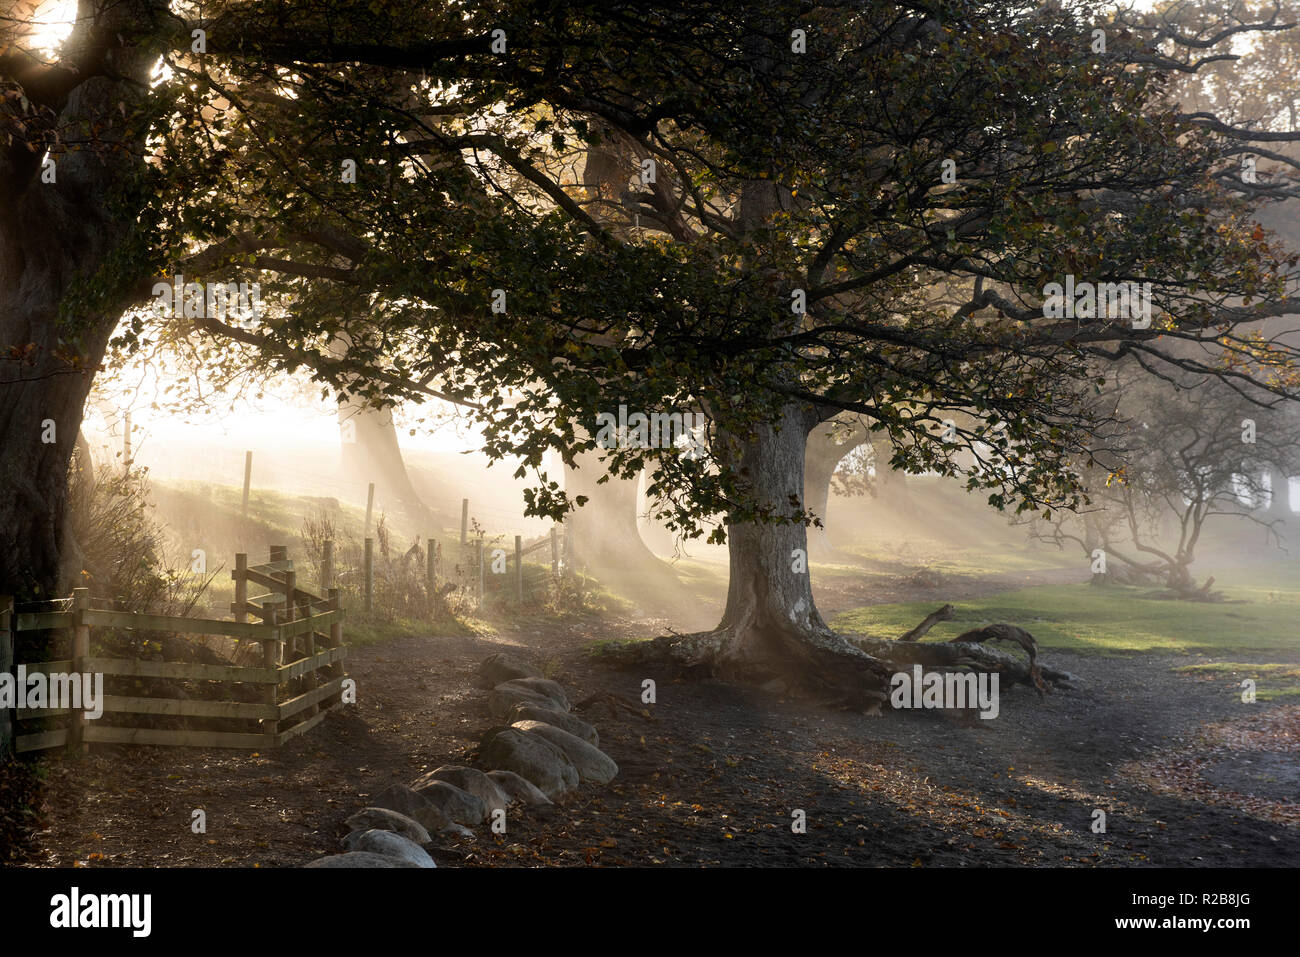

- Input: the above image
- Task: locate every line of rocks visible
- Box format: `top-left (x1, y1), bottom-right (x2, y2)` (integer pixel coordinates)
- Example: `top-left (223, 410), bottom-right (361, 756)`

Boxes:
top-left (305, 652), bottom-right (619, 868)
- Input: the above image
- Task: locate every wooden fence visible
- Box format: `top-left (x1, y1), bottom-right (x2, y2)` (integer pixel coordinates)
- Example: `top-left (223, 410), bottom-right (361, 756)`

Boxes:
top-left (1, 546), bottom-right (346, 754)
top-left (354, 505), bottom-right (564, 614)
top-left (451, 525), bottom-right (563, 608)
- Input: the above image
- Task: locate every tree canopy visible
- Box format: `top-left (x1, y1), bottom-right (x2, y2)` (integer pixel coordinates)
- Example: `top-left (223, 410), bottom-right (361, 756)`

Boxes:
top-left (5, 0), bottom-right (1300, 591)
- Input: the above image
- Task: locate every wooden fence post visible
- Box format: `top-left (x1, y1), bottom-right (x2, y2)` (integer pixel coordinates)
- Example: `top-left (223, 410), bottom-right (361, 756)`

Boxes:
top-left (122, 410), bottom-right (132, 467)
top-left (69, 588), bottom-right (90, 754)
top-left (426, 537), bottom-right (437, 595)
top-left (461, 499), bottom-right (469, 546)
top-left (364, 482), bottom-right (375, 538)
top-left (477, 537), bottom-right (484, 611)
top-left (297, 575), bottom-right (319, 720)
top-left (233, 553), bottom-right (248, 623)
top-left (263, 619), bottom-right (280, 750)
top-left (240, 450), bottom-right (252, 522)
top-left (283, 565), bottom-right (297, 664)
top-left (0, 596), bottom-right (12, 759)
top-left (321, 540), bottom-right (334, 592)
top-left (550, 527), bottom-right (559, 576)
top-left (515, 535), bottom-right (524, 602)
top-left (363, 537), bottom-right (374, 613)
top-left (328, 587), bottom-right (344, 708)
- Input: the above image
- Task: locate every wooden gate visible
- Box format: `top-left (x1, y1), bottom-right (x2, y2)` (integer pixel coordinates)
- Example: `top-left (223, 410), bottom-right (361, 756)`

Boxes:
top-left (0, 546), bottom-right (347, 753)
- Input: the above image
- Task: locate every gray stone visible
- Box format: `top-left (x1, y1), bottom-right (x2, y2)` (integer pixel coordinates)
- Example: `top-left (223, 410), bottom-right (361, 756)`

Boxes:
top-left (341, 828), bottom-right (436, 867)
top-left (439, 822), bottom-right (476, 841)
top-left (415, 765), bottom-right (510, 816)
top-left (512, 720), bottom-right (618, 785)
top-left (343, 806), bottom-right (432, 846)
top-left (305, 851), bottom-right (421, 868)
top-left (504, 676), bottom-right (570, 708)
top-left (509, 702), bottom-right (599, 746)
top-left (478, 727), bottom-right (579, 799)
top-left (488, 686), bottom-right (559, 718)
top-left (369, 783), bottom-right (452, 833)
top-left (487, 677), bottom-right (570, 717)
top-left (486, 769), bottom-right (553, 806)
top-left (474, 652), bottom-right (543, 689)
top-left (412, 779), bottom-right (488, 825)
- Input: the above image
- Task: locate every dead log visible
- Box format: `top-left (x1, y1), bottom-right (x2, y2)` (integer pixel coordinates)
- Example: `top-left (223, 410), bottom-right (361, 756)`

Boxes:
top-left (951, 623), bottom-right (1046, 695)
top-left (857, 606), bottom-right (1079, 697)
top-left (899, 603), bottom-right (954, 641)
top-left (860, 632), bottom-right (1078, 697)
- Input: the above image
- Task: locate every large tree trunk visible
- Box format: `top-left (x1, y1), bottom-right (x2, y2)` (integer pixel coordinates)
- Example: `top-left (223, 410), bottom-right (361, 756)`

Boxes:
top-left (686, 403), bottom-right (888, 698)
top-left (1268, 466), bottom-right (1292, 520)
top-left (871, 434), bottom-right (914, 512)
top-left (0, 0), bottom-right (165, 605)
top-left (327, 332), bottom-right (430, 524)
top-left (338, 399), bottom-right (430, 522)
top-left (804, 419), bottom-right (870, 555)
top-left (604, 402), bottom-right (1078, 706)
top-left (0, 331), bottom-right (108, 602)
top-left (564, 448), bottom-right (673, 571)
top-left (717, 404), bottom-right (828, 657)
top-left (636, 469), bottom-right (680, 556)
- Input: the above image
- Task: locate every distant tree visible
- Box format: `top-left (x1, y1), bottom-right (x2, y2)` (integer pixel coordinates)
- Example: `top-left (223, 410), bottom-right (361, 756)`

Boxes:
top-left (1025, 366), bottom-right (1300, 596)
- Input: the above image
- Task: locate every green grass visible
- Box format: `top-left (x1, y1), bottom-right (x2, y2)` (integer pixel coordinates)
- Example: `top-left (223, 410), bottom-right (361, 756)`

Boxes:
top-left (1173, 662), bottom-right (1300, 701)
top-left (830, 562), bottom-right (1300, 657)
top-left (831, 539), bottom-right (1074, 578)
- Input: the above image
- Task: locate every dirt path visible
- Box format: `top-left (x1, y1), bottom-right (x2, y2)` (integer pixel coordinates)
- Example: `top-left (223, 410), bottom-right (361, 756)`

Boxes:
top-left (23, 570), bottom-right (1300, 868)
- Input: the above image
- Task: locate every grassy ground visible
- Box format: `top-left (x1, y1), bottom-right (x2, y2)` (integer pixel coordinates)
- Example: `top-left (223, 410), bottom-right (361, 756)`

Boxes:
top-left (1173, 662), bottom-right (1300, 701)
top-left (148, 477), bottom-right (622, 638)
top-left (831, 561), bottom-right (1300, 657)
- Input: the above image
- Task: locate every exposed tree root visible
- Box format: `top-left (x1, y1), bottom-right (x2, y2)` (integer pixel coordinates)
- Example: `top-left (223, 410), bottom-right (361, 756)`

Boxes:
top-left (601, 604), bottom-right (1079, 712)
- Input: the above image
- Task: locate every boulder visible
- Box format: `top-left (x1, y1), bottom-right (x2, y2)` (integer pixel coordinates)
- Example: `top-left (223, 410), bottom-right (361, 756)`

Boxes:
top-left (343, 806), bottom-right (431, 846)
top-left (415, 765), bottom-right (509, 816)
top-left (487, 677), bottom-right (570, 718)
top-left (477, 727), bottom-right (579, 799)
top-left (440, 822), bottom-right (476, 841)
top-left (508, 702), bottom-right (599, 746)
top-left (368, 784), bottom-right (451, 833)
top-left (473, 652), bottom-right (543, 689)
top-left (305, 851), bottom-right (421, 868)
top-left (412, 779), bottom-right (488, 826)
top-left (341, 828), bottom-right (436, 867)
top-left (487, 769), bottom-right (553, 806)
top-left (504, 676), bottom-right (570, 708)
top-left (488, 686), bottom-right (558, 718)
top-left (511, 720), bottom-right (618, 785)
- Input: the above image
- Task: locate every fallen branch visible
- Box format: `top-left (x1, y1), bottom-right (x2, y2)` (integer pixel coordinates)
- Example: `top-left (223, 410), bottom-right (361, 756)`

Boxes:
top-left (899, 603), bottom-right (954, 641)
top-left (863, 606), bottom-right (1079, 697)
top-left (953, 623), bottom-right (1047, 695)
